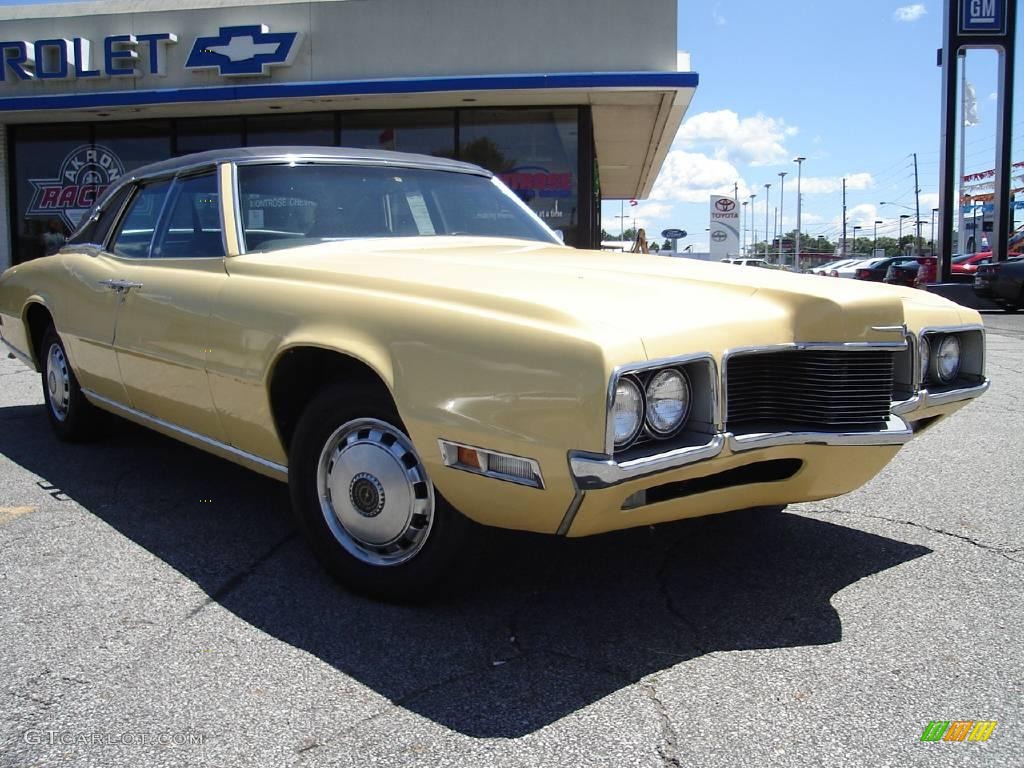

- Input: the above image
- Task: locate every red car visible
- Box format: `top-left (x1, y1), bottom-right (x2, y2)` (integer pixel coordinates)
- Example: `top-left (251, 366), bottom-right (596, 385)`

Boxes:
top-left (951, 252), bottom-right (992, 275)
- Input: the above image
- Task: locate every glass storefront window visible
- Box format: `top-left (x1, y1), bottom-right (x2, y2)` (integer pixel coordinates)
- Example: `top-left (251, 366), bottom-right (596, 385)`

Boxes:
top-left (94, 120), bottom-right (172, 175)
top-left (7, 107), bottom-right (590, 264)
top-left (246, 113), bottom-right (335, 147)
top-left (11, 124), bottom-right (92, 262)
top-left (176, 117), bottom-right (244, 156)
top-left (341, 110), bottom-right (455, 158)
top-left (459, 108), bottom-right (579, 246)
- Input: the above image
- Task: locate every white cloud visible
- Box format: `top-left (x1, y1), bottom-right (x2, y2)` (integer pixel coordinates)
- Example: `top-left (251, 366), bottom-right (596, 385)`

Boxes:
top-left (675, 110), bottom-right (798, 166)
top-left (712, 4), bottom-right (726, 25)
top-left (894, 4), bottom-right (926, 22)
top-left (800, 172), bottom-right (875, 194)
top-left (649, 150), bottom-right (745, 204)
top-left (989, 92), bottom-right (998, 101)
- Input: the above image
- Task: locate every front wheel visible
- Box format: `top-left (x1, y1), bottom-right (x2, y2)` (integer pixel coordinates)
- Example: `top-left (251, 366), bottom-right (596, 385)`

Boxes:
top-left (288, 383), bottom-right (473, 602)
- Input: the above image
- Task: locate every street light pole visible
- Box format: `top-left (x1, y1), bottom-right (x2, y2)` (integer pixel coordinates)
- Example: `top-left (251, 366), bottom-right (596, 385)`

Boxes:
top-left (749, 193), bottom-right (757, 255)
top-left (852, 225), bottom-right (861, 254)
top-left (931, 207), bottom-right (939, 254)
top-left (794, 157), bottom-right (805, 271)
top-left (899, 214), bottom-right (910, 254)
top-left (741, 201), bottom-right (748, 256)
top-left (874, 219), bottom-right (882, 255)
top-left (764, 183), bottom-right (771, 259)
top-left (778, 171), bottom-right (788, 265)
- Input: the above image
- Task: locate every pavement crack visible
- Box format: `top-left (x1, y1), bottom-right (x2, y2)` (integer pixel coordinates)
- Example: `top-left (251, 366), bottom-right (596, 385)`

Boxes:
top-left (656, 534), bottom-right (708, 656)
top-left (186, 531), bottom-right (297, 620)
top-left (812, 507), bottom-right (1024, 568)
top-left (641, 678), bottom-right (682, 768)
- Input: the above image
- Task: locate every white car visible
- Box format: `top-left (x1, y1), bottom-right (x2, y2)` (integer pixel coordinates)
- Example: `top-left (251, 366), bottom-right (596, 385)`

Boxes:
top-left (811, 258), bottom-right (859, 275)
top-left (721, 258), bottom-right (772, 267)
top-left (833, 257), bottom-right (888, 278)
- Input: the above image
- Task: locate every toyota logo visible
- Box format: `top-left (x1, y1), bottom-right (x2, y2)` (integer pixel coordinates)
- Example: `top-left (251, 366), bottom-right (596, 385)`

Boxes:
top-left (715, 198), bottom-right (736, 212)
top-left (711, 231), bottom-right (728, 242)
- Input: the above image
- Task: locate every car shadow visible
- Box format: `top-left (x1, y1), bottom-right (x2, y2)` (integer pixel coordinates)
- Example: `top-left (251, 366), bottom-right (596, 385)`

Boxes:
top-left (0, 403), bottom-right (931, 738)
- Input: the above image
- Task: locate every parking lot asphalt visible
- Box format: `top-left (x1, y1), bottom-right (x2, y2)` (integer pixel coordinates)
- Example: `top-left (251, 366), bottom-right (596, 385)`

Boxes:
top-left (1, 312), bottom-right (1022, 768)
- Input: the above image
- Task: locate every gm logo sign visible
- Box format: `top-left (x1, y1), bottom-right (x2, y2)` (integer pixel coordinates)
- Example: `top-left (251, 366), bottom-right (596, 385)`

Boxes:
top-left (959, 0), bottom-right (1007, 34)
top-left (187, 25), bottom-right (301, 77)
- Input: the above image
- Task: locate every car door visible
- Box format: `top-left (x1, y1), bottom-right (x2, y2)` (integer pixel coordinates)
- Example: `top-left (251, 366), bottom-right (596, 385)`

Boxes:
top-left (59, 184), bottom-right (137, 403)
top-left (108, 170), bottom-right (229, 441)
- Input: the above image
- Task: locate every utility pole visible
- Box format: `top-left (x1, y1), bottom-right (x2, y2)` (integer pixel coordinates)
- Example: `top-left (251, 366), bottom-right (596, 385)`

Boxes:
top-left (913, 152), bottom-right (922, 257)
top-left (749, 193), bottom-right (757, 255)
top-left (794, 157), bottom-right (806, 271)
top-left (842, 178), bottom-right (848, 257)
top-left (778, 171), bottom-right (788, 265)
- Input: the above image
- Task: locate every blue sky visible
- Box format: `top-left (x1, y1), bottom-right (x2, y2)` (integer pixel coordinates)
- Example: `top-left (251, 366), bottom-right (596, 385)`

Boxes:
top-left (601, 0), bottom-right (1023, 253)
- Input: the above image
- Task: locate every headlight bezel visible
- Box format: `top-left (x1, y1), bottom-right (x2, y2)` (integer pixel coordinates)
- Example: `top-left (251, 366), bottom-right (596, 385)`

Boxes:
top-left (918, 327), bottom-right (984, 390)
top-left (607, 354), bottom-right (715, 454)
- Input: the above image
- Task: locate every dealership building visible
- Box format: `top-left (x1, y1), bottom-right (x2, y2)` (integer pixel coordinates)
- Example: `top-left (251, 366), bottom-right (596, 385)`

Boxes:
top-left (0, 0), bottom-right (697, 269)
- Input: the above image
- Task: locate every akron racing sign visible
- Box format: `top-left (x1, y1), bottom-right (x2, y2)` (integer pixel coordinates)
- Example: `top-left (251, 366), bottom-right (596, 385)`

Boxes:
top-left (709, 195), bottom-right (739, 258)
top-left (28, 145), bottom-right (125, 230)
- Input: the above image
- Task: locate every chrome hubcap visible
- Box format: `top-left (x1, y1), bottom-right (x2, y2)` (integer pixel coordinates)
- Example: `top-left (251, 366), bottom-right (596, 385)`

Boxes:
top-left (317, 418), bottom-right (434, 566)
top-left (45, 343), bottom-right (71, 422)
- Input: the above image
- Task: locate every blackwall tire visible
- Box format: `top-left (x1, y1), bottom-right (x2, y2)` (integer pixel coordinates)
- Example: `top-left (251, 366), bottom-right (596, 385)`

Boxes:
top-left (40, 324), bottom-right (103, 442)
top-left (288, 383), bottom-right (473, 602)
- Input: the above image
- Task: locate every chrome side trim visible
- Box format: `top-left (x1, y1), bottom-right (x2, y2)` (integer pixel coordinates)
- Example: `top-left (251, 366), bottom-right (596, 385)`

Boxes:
top-left (920, 380), bottom-right (990, 409)
top-left (727, 416), bottom-right (913, 453)
top-left (81, 389), bottom-right (288, 481)
top-left (1, 335), bottom-right (35, 370)
top-left (437, 439), bottom-right (545, 489)
top-left (570, 434), bottom-right (726, 491)
top-left (556, 489), bottom-right (586, 536)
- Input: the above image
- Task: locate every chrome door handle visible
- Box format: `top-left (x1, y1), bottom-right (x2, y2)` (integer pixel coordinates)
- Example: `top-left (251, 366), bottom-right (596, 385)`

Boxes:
top-left (98, 279), bottom-right (144, 292)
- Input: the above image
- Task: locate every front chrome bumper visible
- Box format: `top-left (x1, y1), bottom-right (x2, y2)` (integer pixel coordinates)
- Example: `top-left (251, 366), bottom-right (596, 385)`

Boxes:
top-left (569, 380), bottom-right (988, 491)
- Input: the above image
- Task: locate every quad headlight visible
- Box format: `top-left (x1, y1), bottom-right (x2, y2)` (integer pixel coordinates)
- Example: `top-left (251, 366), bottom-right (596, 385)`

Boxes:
top-left (645, 368), bottom-right (691, 436)
top-left (932, 334), bottom-right (961, 383)
top-left (612, 377), bottom-right (644, 447)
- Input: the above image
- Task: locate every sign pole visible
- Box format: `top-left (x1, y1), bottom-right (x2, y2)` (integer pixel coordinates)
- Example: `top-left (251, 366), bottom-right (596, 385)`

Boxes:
top-left (938, 0), bottom-right (1016, 282)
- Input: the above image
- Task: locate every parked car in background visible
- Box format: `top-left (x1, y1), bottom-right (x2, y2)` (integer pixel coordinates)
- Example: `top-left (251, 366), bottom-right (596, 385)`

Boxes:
top-left (951, 252), bottom-right (992, 275)
top-left (884, 258), bottom-right (920, 287)
top-left (810, 258), bottom-right (859, 276)
top-left (720, 258), bottom-right (772, 267)
top-left (974, 257), bottom-right (1024, 312)
top-left (854, 256), bottom-right (905, 282)
top-left (0, 147), bottom-right (990, 600)
top-left (834, 257), bottom-right (886, 278)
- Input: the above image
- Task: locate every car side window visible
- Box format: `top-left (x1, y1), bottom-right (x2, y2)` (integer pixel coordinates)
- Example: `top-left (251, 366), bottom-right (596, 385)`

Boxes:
top-left (110, 180), bottom-right (172, 259)
top-left (152, 172), bottom-right (225, 259)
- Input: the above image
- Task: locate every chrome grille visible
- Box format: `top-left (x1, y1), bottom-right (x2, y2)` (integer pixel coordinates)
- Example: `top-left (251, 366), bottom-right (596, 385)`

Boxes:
top-left (726, 350), bottom-right (895, 429)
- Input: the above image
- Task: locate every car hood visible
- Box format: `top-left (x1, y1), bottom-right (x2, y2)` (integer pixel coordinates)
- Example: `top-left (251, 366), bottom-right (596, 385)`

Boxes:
top-left (231, 237), bottom-right (957, 360)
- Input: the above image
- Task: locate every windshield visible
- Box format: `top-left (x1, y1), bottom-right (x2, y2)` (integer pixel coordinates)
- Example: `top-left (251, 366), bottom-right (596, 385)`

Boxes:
top-left (236, 162), bottom-right (560, 252)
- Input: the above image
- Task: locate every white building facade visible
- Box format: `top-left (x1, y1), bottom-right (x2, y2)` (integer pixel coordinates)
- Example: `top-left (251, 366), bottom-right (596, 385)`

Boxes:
top-left (0, 0), bottom-right (697, 268)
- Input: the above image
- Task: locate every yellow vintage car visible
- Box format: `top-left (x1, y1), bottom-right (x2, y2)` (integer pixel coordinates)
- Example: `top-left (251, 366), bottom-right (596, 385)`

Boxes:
top-left (0, 148), bottom-right (988, 600)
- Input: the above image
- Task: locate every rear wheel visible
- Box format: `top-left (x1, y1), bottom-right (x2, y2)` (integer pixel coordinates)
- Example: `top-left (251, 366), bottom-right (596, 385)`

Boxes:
top-left (39, 324), bottom-right (103, 442)
top-left (288, 383), bottom-right (473, 602)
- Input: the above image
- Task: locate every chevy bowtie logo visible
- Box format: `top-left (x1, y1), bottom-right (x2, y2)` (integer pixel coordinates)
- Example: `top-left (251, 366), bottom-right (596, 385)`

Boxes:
top-left (186, 25), bottom-right (301, 77)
